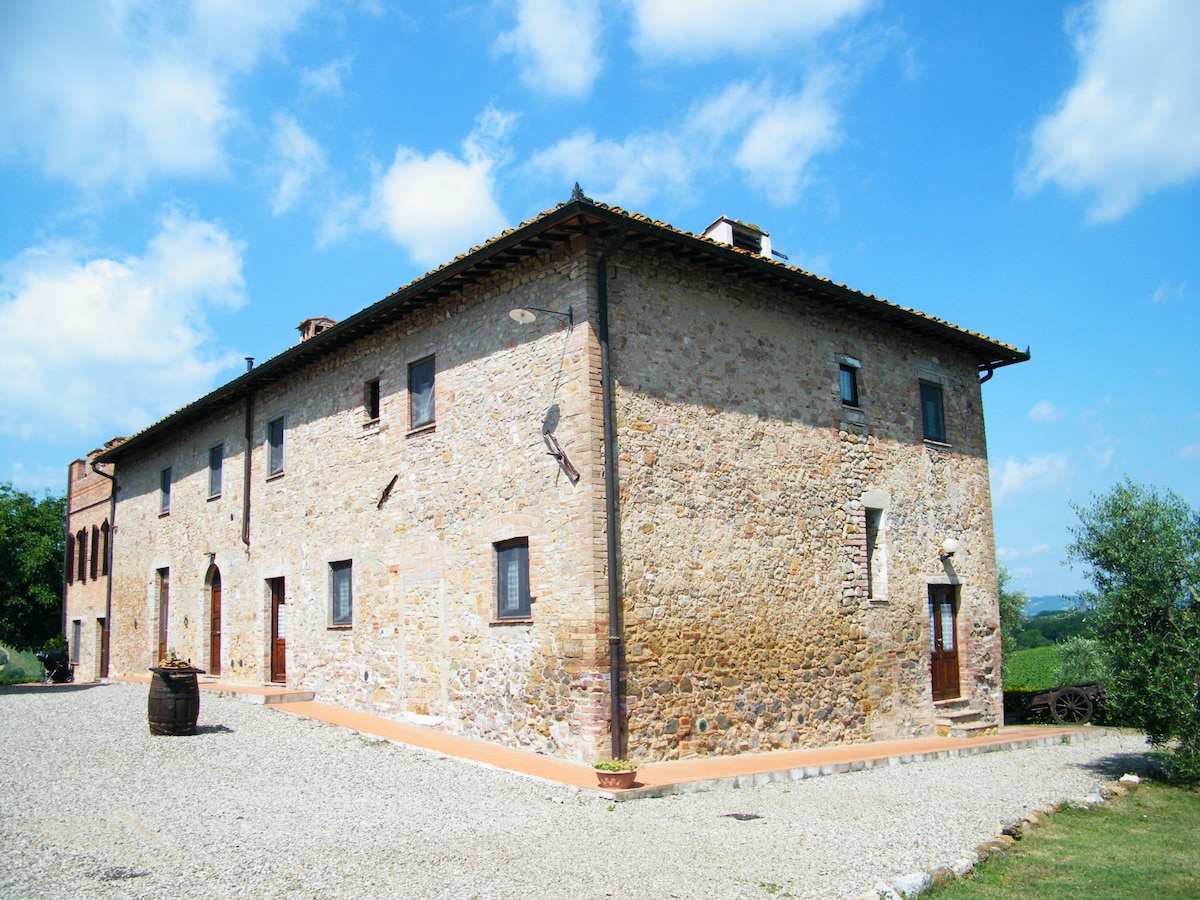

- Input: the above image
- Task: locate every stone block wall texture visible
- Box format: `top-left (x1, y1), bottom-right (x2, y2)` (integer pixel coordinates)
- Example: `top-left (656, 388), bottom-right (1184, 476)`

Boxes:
top-left (63, 455), bottom-right (114, 681)
top-left (607, 246), bottom-right (1001, 761)
top-left (105, 230), bottom-right (1003, 763)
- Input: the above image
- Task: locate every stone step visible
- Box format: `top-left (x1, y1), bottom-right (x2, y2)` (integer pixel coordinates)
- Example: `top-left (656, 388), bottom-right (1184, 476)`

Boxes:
top-left (943, 719), bottom-right (1000, 739)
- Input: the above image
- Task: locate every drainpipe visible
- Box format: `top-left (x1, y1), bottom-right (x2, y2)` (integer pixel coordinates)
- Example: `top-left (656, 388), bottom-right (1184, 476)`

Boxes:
top-left (598, 223), bottom-right (628, 760)
top-left (91, 458), bottom-right (116, 678)
top-left (62, 464), bottom-right (74, 642)
top-left (242, 389), bottom-right (254, 547)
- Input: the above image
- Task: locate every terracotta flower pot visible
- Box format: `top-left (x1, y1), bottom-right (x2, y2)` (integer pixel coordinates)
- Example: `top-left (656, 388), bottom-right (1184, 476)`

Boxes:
top-left (595, 768), bottom-right (638, 789)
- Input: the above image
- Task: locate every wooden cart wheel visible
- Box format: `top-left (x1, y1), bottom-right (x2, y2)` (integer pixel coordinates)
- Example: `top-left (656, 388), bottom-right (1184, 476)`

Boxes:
top-left (1050, 686), bottom-right (1094, 725)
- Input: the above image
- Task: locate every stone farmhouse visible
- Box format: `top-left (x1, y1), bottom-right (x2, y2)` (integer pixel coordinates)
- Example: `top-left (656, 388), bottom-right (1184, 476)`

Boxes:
top-left (69, 196), bottom-right (1028, 763)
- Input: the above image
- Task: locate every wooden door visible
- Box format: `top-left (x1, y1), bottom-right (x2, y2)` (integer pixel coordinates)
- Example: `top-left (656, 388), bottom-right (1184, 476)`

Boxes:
top-left (269, 578), bottom-right (286, 683)
top-left (929, 584), bottom-right (960, 701)
top-left (98, 618), bottom-right (109, 678)
top-left (157, 569), bottom-right (170, 664)
top-left (209, 569), bottom-right (222, 676)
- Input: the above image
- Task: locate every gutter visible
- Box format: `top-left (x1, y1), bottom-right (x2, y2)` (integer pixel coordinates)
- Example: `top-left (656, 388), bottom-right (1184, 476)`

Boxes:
top-left (62, 466), bottom-right (74, 642)
top-left (242, 388), bottom-right (254, 547)
top-left (598, 223), bottom-right (628, 759)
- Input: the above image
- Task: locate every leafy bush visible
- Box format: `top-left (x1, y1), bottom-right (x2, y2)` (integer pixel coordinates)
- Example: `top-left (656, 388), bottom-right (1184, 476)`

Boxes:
top-left (1004, 646), bottom-right (1062, 691)
top-left (0, 642), bottom-right (43, 685)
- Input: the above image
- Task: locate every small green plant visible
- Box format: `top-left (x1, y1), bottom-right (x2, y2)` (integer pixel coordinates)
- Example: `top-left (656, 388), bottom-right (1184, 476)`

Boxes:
top-left (593, 758), bottom-right (636, 772)
top-left (0, 643), bottom-right (42, 685)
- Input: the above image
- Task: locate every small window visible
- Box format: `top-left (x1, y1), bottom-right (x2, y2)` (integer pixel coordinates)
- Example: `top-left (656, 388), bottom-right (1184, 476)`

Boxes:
top-left (409, 355), bottom-right (435, 430)
top-left (100, 521), bottom-right (110, 577)
top-left (840, 364), bottom-right (860, 407)
top-left (920, 381), bottom-right (946, 443)
top-left (209, 444), bottom-right (224, 497)
top-left (330, 561), bottom-right (353, 627)
top-left (865, 508), bottom-right (888, 601)
top-left (364, 378), bottom-right (381, 422)
top-left (90, 525), bottom-right (100, 581)
top-left (76, 529), bottom-right (87, 582)
top-left (159, 466), bottom-right (172, 514)
top-left (71, 620), bottom-right (81, 665)
top-left (66, 534), bottom-right (76, 586)
top-left (495, 538), bottom-right (531, 619)
top-left (157, 567), bottom-right (170, 662)
top-left (267, 416), bottom-right (285, 476)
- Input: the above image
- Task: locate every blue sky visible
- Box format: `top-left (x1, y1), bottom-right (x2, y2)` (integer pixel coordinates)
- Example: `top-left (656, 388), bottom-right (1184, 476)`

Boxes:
top-left (2, 0), bottom-right (1198, 598)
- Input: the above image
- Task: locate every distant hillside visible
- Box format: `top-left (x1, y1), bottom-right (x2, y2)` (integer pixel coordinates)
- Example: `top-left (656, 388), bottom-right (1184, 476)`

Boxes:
top-left (1027, 594), bottom-right (1078, 615)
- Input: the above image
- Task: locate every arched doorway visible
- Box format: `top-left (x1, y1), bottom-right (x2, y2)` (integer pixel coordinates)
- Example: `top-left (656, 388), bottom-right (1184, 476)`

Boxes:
top-left (208, 566), bottom-right (222, 676)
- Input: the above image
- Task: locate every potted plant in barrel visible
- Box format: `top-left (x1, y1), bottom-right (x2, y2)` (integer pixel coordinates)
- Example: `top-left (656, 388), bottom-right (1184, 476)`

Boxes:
top-left (593, 758), bottom-right (638, 789)
top-left (148, 649), bottom-right (203, 736)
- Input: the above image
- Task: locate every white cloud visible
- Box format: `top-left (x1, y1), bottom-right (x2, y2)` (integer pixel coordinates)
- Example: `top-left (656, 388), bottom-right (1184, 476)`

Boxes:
top-left (992, 453), bottom-right (1074, 504)
top-left (0, 211), bottom-right (245, 440)
top-left (1028, 400), bottom-right (1063, 423)
top-left (369, 110), bottom-right (513, 267)
top-left (269, 114), bottom-right (330, 215)
top-left (1021, 0), bottom-right (1200, 222)
top-left (626, 0), bottom-right (872, 60)
top-left (1180, 443), bottom-right (1200, 459)
top-left (0, 0), bottom-right (311, 190)
top-left (530, 78), bottom-right (842, 206)
top-left (300, 58), bottom-right (351, 97)
top-left (1150, 280), bottom-right (1187, 304)
top-left (497, 0), bottom-right (602, 97)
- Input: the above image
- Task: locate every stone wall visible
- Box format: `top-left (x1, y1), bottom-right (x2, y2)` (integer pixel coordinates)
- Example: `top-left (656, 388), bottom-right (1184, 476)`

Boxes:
top-left (108, 238), bottom-right (613, 761)
top-left (608, 247), bottom-right (1001, 761)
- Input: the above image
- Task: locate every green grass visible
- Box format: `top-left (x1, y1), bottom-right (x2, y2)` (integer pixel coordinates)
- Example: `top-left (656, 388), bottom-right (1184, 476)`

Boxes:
top-left (1004, 645), bottom-right (1062, 691)
top-left (924, 782), bottom-right (1200, 899)
top-left (0, 643), bottom-right (43, 684)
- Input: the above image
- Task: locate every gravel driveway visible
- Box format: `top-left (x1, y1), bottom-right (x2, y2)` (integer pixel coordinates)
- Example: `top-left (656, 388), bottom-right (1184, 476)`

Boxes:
top-left (0, 681), bottom-right (1151, 900)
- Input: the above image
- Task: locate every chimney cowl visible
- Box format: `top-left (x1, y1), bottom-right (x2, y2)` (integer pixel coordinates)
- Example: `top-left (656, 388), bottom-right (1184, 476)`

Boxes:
top-left (700, 216), bottom-right (773, 258)
top-left (298, 316), bottom-right (337, 342)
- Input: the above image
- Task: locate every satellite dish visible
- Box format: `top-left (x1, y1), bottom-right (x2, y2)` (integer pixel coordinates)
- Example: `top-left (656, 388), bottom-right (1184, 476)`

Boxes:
top-left (509, 308), bottom-right (537, 325)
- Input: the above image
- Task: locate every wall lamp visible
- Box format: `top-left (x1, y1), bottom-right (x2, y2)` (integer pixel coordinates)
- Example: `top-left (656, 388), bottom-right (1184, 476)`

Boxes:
top-left (940, 537), bottom-right (961, 559)
top-left (509, 305), bottom-right (573, 334)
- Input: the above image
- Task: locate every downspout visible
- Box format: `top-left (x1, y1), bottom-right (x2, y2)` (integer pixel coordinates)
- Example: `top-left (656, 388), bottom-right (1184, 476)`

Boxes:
top-left (242, 389), bottom-right (254, 547)
top-left (91, 459), bottom-right (116, 678)
top-left (62, 465), bottom-right (74, 642)
top-left (598, 223), bottom-right (628, 760)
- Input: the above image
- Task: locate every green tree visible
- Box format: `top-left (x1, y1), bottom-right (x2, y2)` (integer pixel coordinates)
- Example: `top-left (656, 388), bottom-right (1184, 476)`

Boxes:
top-left (998, 564), bottom-right (1028, 659)
top-left (1067, 479), bottom-right (1200, 780)
top-left (0, 483), bottom-right (66, 650)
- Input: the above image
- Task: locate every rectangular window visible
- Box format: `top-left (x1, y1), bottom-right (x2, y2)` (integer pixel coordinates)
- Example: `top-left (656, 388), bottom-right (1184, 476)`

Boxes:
top-left (409, 355), bottom-right (435, 429)
top-left (364, 378), bottom-right (381, 422)
top-left (157, 567), bottom-right (170, 662)
top-left (76, 530), bottom-right (87, 582)
top-left (71, 620), bottom-right (81, 665)
top-left (495, 538), bottom-right (531, 619)
top-left (840, 364), bottom-right (860, 407)
top-left (89, 526), bottom-right (100, 580)
top-left (208, 444), bottom-right (224, 497)
top-left (920, 380), bottom-right (946, 443)
top-left (159, 466), bottom-right (172, 514)
top-left (100, 521), bottom-right (110, 576)
top-left (865, 508), bottom-right (888, 602)
top-left (267, 416), bottom-right (285, 476)
top-left (330, 561), bottom-right (353, 627)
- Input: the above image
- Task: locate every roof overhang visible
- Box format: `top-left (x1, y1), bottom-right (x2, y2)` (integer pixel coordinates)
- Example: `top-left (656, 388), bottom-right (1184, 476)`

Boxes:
top-left (97, 199), bottom-right (1029, 465)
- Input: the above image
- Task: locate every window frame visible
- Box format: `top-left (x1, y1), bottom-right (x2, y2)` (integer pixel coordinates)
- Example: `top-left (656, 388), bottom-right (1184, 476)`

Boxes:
top-left (329, 560), bottom-right (353, 628)
top-left (76, 529), bottom-right (87, 582)
top-left (919, 380), bottom-right (947, 443)
top-left (267, 416), bottom-right (286, 477)
top-left (495, 538), bottom-right (532, 621)
top-left (208, 443), bottom-right (224, 498)
top-left (408, 355), bottom-right (436, 431)
top-left (89, 525), bottom-right (100, 581)
top-left (159, 466), bottom-right (172, 515)
top-left (839, 364), bottom-right (860, 407)
top-left (364, 377), bottom-right (381, 423)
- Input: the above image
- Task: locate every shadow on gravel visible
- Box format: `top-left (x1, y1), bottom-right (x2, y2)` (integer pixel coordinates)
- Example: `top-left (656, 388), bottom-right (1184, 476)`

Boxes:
top-left (0, 682), bottom-right (108, 695)
top-left (196, 723), bottom-right (235, 735)
top-left (1073, 750), bottom-right (1154, 779)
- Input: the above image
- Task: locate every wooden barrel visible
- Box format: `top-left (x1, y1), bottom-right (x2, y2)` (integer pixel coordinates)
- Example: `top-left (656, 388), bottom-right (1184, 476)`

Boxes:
top-left (148, 667), bottom-right (200, 735)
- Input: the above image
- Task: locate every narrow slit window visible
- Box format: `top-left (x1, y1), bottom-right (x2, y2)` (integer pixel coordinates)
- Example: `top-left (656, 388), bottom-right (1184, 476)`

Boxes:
top-left (495, 538), bottom-right (531, 619)
top-left (365, 378), bottom-right (381, 422)
top-left (920, 380), bottom-right (946, 443)
top-left (90, 525), bottom-right (99, 580)
top-left (159, 466), bottom-right (172, 514)
top-left (267, 417), bottom-right (285, 476)
top-left (840, 364), bottom-right (860, 407)
top-left (330, 561), bottom-right (353, 627)
top-left (209, 444), bottom-right (224, 497)
top-left (409, 355), bottom-right (435, 429)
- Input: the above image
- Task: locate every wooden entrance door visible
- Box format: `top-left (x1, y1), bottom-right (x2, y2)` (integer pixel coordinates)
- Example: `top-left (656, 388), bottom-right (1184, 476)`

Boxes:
top-left (269, 578), bottom-right (286, 683)
top-left (209, 569), bottom-right (222, 676)
top-left (98, 618), bottom-right (109, 678)
top-left (929, 584), bottom-right (960, 701)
